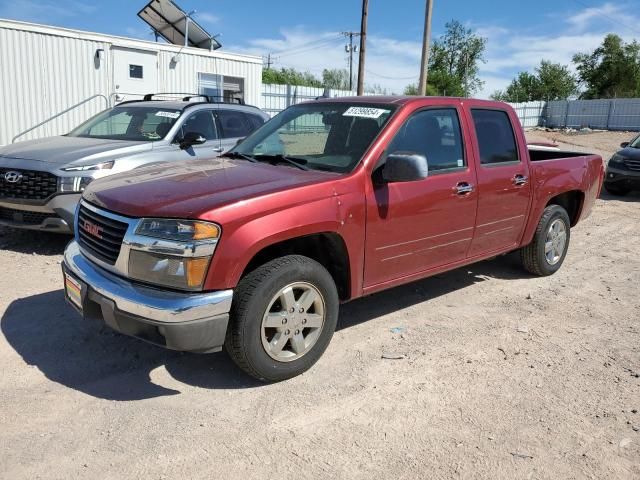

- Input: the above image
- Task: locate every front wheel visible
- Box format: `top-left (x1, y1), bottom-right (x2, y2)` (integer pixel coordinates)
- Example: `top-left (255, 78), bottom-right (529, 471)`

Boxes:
top-left (520, 205), bottom-right (571, 276)
top-left (225, 255), bottom-right (339, 382)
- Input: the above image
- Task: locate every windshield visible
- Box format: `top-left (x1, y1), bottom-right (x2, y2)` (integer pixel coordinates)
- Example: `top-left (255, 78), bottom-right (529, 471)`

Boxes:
top-left (233, 102), bottom-right (397, 173)
top-left (630, 134), bottom-right (640, 148)
top-left (68, 106), bottom-right (182, 142)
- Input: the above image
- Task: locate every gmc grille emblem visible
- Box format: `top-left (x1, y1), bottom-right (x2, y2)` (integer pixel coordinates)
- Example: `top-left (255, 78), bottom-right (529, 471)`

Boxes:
top-left (4, 171), bottom-right (23, 183)
top-left (81, 219), bottom-right (103, 239)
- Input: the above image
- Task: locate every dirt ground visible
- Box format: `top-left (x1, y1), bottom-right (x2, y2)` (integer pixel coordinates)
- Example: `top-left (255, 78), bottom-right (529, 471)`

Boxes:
top-left (0, 130), bottom-right (638, 479)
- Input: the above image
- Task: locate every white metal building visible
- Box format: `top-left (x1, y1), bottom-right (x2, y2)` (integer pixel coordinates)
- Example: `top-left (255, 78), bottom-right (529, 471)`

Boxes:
top-left (0, 19), bottom-right (263, 145)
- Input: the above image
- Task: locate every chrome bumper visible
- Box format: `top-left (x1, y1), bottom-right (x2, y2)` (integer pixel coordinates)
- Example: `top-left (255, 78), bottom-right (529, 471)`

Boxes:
top-left (63, 240), bottom-right (233, 323)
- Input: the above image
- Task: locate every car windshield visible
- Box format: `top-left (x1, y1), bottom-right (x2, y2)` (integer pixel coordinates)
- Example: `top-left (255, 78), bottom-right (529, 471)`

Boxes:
top-left (232, 102), bottom-right (397, 173)
top-left (630, 135), bottom-right (640, 148)
top-left (68, 106), bottom-right (182, 142)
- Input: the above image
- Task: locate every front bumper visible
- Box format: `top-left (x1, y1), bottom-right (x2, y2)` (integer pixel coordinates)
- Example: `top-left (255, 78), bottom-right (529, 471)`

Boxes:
top-left (63, 240), bottom-right (233, 353)
top-left (0, 193), bottom-right (80, 233)
top-left (604, 166), bottom-right (640, 190)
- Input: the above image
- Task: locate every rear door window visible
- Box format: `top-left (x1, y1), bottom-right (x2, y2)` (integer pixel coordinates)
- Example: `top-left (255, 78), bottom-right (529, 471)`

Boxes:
top-left (216, 110), bottom-right (253, 139)
top-left (180, 110), bottom-right (218, 140)
top-left (471, 109), bottom-right (519, 165)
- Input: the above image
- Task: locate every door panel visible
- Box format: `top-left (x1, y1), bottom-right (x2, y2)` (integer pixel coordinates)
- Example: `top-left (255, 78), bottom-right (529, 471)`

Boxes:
top-left (112, 47), bottom-right (158, 102)
top-left (467, 108), bottom-right (531, 256)
top-left (364, 107), bottom-right (478, 287)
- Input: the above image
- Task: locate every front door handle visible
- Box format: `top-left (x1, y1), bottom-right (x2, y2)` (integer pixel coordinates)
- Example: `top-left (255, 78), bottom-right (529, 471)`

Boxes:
top-left (212, 147), bottom-right (225, 153)
top-left (455, 182), bottom-right (474, 195)
top-left (513, 174), bottom-right (528, 186)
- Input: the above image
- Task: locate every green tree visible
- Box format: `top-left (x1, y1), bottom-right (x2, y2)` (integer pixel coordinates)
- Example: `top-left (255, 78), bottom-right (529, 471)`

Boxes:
top-left (535, 61), bottom-right (578, 100)
top-left (321, 68), bottom-right (351, 90)
top-left (428, 20), bottom-right (487, 96)
top-left (573, 34), bottom-right (640, 99)
top-left (491, 61), bottom-right (577, 102)
top-left (262, 67), bottom-right (322, 87)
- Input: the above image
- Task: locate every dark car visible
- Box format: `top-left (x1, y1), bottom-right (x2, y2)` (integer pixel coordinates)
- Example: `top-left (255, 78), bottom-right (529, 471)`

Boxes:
top-left (604, 134), bottom-right (640, 196)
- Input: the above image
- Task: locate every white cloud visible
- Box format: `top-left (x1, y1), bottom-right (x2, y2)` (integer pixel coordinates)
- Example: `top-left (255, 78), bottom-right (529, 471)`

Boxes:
top-left (227, 2), bottom-right (639, 99)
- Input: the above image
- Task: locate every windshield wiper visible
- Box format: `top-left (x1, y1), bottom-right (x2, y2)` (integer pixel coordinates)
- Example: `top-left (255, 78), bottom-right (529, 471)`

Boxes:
top-left (254, 154), bottom-right (310, 171)
top-left (225, 151), bottom-right (257, 163)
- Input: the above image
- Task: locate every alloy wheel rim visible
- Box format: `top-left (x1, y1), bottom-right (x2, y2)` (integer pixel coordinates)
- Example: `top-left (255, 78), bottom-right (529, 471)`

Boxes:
top-left (544, 219), bottom-right (567, 265)
top-left (260, 282), bottom-right (326, 362)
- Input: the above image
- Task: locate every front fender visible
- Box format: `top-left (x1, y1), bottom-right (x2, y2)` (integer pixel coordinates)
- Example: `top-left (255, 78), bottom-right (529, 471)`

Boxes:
top-left (202, 191), bottom-right (365, 295)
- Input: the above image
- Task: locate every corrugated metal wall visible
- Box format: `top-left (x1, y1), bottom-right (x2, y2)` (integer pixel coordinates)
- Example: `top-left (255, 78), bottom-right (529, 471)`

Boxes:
top-left (0, 21), bottom-right (262, 146)
top-left (509, 99), bottom-right (640, 131)
top-left (158, 51), bottom-right (262, 107)
top-left (0, 27), bottom-right (111, 144)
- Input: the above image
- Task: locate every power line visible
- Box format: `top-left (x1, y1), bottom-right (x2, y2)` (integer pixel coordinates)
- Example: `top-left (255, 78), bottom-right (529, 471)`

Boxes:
top-left (271, 36), bottom-right (343, 59)
top-left (366, 69), bottom-right (418, 80)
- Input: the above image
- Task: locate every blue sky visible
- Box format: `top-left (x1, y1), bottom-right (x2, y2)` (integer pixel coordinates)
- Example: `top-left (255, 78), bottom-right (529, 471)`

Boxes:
top-left (1, 0), bottom-right (638, 97)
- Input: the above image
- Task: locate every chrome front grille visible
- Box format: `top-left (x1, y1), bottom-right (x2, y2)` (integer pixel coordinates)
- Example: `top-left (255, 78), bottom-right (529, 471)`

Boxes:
top-left (77, 204), bottom-right (128, 265)
top-left (0, 169), bottom-right (58, 200)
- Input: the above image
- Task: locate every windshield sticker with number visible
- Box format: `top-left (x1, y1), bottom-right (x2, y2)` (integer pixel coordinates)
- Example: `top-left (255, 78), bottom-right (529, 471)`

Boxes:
top-left (155, 111), bottom-right (181, 119)
top-left (343, 107), bottom-right (390, 119)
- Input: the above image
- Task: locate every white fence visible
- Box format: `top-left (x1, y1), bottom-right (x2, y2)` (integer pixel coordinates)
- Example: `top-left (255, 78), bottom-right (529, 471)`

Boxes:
top-left (509, 99), bottom-right (640, 131)
top-left (260, 84), bottom-right (361, 117)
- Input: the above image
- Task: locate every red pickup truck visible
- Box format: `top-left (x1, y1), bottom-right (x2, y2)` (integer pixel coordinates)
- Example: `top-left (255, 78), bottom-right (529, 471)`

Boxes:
top-left (62, 96), bottom-right (604, 381)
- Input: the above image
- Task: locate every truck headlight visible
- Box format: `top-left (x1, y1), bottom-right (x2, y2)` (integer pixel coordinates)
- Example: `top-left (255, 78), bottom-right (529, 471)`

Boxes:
top-left (128, 219), bottom-right (220, 290)
top-left (128, 251), bottom-right (211, 290)
top-left (136, 218), bottom-right (220, 242)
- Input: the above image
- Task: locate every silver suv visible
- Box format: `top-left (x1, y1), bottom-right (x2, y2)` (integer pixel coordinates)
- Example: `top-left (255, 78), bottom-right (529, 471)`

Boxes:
top-left (0, 95), bottom-right (269, 233)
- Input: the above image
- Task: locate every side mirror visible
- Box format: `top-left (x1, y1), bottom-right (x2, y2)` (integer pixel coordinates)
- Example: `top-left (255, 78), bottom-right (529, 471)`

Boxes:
top-left (179, 131), bottom-right (207, 150)
top-left (620, 142), bottom-right (630, 148)
top-left (382, 152), bottom-right (429, 183)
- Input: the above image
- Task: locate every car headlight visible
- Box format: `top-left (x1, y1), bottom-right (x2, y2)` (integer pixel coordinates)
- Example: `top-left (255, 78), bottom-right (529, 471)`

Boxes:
top-left (62, 161), bottom-right (114, 172)
top-left (128, 219), bottom-right (220, 290)
top-left (59, 176), bottom-right (93, 192)
top-left (608, 154), bottom-right (626, 168)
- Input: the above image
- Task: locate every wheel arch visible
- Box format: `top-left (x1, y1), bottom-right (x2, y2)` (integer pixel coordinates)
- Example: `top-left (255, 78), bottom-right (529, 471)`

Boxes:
top-left (238, 232), bottom-right (352, 301)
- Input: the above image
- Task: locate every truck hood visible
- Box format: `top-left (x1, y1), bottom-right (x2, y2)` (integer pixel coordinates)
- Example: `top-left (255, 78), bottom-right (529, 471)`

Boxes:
top-left (83, 157), bottom-right (339, 218)
top-left (0, 136), bottom-right (152, 169)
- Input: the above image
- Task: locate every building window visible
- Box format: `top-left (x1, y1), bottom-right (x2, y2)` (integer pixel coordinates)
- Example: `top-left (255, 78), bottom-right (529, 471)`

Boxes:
top-left (129, 65), bottom-right (143, 79)
top-left (198, 73), bottom-right (245, 103)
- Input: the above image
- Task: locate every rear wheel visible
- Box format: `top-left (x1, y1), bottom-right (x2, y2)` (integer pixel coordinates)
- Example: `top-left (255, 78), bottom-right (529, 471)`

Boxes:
top-left (225, 255), bottom-right (339, 382)
top-left (604, 184), bottom-right (630, 196)
top-left (521, 205), bottom-right (571, 276)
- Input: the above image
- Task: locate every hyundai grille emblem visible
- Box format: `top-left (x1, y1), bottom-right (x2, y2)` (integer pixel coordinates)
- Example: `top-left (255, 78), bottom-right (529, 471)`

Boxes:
top-left (4, 171), bottom-right (23, 183)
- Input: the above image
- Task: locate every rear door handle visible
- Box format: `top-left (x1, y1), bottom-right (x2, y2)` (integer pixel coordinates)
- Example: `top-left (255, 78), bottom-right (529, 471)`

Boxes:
top-left (513, 174), bottom-right (528, 186)
top-left (455, 182), bottom-right (474, 195)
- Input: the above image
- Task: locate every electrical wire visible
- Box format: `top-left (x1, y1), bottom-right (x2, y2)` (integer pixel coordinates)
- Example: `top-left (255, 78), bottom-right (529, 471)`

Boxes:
top-left (365, 69), bottom-right (418, 81)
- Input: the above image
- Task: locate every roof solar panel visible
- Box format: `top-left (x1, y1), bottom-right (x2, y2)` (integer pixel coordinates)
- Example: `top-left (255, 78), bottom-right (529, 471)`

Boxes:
top-left (137, 0), bottom-right (222, 50)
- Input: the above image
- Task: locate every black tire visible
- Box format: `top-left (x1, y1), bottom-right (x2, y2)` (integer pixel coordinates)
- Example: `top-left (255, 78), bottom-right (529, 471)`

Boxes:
top-left (604, 184), bottom-right (630, 196)
top-left (225, 255), bottom-right (339, 382)
top-left (520, 205), bottom-right (571, 276)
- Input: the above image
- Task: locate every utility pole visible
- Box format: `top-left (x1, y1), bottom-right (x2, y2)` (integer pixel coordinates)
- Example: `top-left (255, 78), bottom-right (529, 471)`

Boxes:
top-left (264, 53), bottom-right (274, 70)
top-left (342, 31), bottom-right (360, 91)
top-left (356, 0), bottom-right (368, 96)
top-left (418, 0), bottom-right (434, 96)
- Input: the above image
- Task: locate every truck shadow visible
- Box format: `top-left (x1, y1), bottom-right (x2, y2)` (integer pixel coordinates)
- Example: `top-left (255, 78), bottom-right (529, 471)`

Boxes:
top-left (0, 227), bottom-right (71, 256)
top-left (1, 254), bottom-right (529, 400)
top-left (599, 190), bottom-right (640, 202)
